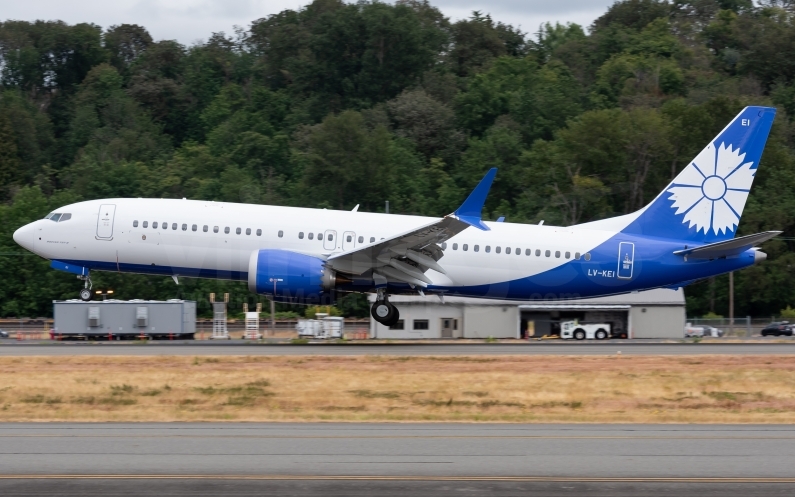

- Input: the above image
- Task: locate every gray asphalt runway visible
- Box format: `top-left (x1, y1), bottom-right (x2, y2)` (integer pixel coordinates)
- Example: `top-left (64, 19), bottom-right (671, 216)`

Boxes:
top-left (2, 423), bottom-right (792, 496)
top-left (2, 342), bottom-right (795, 356)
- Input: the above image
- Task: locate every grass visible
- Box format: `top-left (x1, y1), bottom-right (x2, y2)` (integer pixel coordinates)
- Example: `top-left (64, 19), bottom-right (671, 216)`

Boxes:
top-left (1, 355), bottom-right (795, 422)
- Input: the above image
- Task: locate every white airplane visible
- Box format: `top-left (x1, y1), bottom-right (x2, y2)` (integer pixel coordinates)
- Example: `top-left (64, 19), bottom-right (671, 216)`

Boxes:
top-left (13, 106), bottom-right (780, 326)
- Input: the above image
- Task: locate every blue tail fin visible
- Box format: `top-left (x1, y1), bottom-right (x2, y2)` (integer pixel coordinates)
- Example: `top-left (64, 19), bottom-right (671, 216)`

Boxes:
top-left (621, 106), bottom-right (776, 243)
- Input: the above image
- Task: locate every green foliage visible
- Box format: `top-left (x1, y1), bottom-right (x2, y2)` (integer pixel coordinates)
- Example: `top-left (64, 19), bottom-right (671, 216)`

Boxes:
top-left (780, 306), bottom-right (795, 319)
top-left (0, 0), bottom-right (794, 318)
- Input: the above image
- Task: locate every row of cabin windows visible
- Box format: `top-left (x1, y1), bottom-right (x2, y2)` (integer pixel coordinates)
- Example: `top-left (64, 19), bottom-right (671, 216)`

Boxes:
top-left (133, 220), bottom-right (262, 236)
top-left (296, 232), bottom-right (378, 243)
top-left (441, 242), bottom-right (591, 261)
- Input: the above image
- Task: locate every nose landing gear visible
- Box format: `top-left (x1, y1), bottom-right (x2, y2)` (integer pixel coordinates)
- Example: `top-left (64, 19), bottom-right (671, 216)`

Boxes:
top-left (371, 291), bottom-right (400, 327)
top-left (78, 274), bottom-right (93, 301)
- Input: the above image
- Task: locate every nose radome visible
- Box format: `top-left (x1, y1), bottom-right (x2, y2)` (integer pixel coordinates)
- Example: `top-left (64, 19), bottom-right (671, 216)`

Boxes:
top-left (13, 223), bottom-right (35, 251)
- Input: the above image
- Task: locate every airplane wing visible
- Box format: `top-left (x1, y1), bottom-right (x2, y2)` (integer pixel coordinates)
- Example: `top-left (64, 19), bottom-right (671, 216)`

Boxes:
top-left (673, 231), bottom-right (781, 260)
top-left (326, 169), bottom-right (497, 287)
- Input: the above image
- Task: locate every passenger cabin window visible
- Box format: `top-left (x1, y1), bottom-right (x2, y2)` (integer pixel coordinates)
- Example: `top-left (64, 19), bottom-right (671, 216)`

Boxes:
top-left (152, 222), bottom-right (158, 229)
top-left (555, 250), bottom-right (560, 258)
top-left (203, 225), bottom-right (208, 232)
top-left (59, 213), bottom-right (71, 222)
top-left (224, 227), bottom-right (230, 234)
top-left (278, 230), bottom-right (283, 238)
top-left (256, 229), bottom-right (262, 236)
top-left (452, 243), bottom-right (458, 250)
top-left (318, 233), bottom-right (323, 240)
top-left (565, 251), bottom-right (570, 259)
top-left (485, 246), bottom-right (491, 253)
top-left (143, 221), bottom-right (148, 228)
top-left (496, 247), bottom-right (501, 254)
top-left (308, 233), bottom-right (314, 240)
top-left (545, 250), bottom-right (551, 257)
top-left (346, 235), bottom-right (352, 242)
top-left (182, 224), bottom-right (187, 231)
top-left (236, 228), bottom-right (241, 235)
top-left (246, 228), bottom-right (251, 235)
top-left (162, 221), bottom-right (167, 229)
top-left (474, 245), bottom-right (479, 252)
top-left (575, 252), bottom-right (581, 259)
top-left (535, 249), bottom-right (541, 256)
top-left (358, 236), bottom-right (363, 243)
top-left (463, 244), bottom-right (468, 251)
top-left (441, 242), bottom-right (447, 249)
top-left (192, 224), bottom-right (197, 232)
top-left (172, 223), bottom-right (177, 230)
top-left (299, 232), bottom-right (304, 239)
top-left (584, 253), bottom-right (592, 261)
top-left (328, 234), bottom-right (334, 241)
top-left (213, 226), bottom-right (219, 233)
top-left (506, 247), bottom-right (511, 255)
top-left (370, 237), bottom-right (375, 243)
top-left (133, 220), bottom-right (138, 227)
top-left (525, 249), bottom-right (531, 256)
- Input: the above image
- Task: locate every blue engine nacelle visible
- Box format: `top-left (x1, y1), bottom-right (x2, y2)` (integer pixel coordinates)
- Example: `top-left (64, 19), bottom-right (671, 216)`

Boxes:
top-left (247, 249), bottom-right (337, 303)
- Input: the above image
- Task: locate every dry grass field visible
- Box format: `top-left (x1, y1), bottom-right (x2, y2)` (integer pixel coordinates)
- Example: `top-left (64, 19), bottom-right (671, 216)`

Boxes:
top-left (1, 354), bottom-right (794, 423)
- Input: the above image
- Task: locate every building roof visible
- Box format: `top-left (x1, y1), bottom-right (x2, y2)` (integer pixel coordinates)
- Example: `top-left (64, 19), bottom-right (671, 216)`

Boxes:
top-left (370, 288), bottom-right (684, 307)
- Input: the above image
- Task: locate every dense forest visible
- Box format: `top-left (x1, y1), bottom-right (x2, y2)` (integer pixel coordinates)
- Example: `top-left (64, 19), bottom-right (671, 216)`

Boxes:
top-left (1, 0), bottom-right (794, 318)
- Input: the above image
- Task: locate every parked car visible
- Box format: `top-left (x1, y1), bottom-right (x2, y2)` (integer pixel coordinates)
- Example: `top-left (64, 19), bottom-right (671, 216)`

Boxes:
top-left (760, 322), bottom-right (794, 337)
top-left (0, 330), bottom-right (8, 338)
top-left (684, 324), bottom-right (725, 338)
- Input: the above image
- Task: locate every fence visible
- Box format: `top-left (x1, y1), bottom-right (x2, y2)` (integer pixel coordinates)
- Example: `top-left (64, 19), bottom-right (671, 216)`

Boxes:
top-left (685, 317), bottom-right (779, 337)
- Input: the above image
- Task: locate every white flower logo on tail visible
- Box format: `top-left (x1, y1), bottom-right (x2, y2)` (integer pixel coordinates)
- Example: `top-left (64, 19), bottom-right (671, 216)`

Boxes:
top-left (666, 142), bottom-right (754, 235)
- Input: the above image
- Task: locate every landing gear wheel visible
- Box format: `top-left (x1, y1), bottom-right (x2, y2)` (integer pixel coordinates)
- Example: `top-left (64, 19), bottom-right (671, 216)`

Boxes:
top-left (383, 306), bottom-right (400, 328)
top-left (371, 300), bottom-right (397, 326)
top-left (79, 289), bottom-right (92, 301)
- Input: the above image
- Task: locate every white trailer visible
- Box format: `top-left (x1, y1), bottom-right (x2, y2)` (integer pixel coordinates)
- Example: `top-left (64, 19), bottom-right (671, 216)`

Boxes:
top-left (296, 315), bottom-right (345, 339)
top-left (560, 321), bottom-right (611, 340)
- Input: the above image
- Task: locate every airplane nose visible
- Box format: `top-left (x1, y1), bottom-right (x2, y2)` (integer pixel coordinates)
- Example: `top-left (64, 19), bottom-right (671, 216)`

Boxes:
top-left (13, 223), bottom-right (35, 251)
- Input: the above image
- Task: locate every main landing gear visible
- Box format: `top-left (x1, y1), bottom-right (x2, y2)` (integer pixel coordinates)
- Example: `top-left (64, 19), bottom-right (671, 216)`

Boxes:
top-left (79, 274), bottom-right (93, 301)
top-left (371, 291), bottom-right (400, 327)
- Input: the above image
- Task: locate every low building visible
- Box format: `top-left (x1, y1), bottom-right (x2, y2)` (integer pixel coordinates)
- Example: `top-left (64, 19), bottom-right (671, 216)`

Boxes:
top-left (369, 289), bottom-right (685, 339)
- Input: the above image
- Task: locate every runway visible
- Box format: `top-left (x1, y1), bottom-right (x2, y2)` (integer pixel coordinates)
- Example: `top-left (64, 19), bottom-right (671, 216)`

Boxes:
top-left (2, 341), bottom-right (795, 356)
top-left (1, 423), bottom-right (794, 495)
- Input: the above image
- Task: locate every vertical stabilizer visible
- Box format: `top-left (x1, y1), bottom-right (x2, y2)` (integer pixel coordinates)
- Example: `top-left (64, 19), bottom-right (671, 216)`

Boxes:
top-left (619, 106), bottom-right (776, 243)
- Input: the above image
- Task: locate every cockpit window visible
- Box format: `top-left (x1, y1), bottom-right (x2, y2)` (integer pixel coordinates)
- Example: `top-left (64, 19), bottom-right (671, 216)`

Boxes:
top-left (59, 213), bottom-right (72, 222)
top-left (48, 213), bottom-right (62, 222)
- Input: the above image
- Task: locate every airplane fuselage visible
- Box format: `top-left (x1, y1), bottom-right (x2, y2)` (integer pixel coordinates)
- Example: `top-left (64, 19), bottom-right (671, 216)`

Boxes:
top-left (14, 198), bottom-right (759, 302)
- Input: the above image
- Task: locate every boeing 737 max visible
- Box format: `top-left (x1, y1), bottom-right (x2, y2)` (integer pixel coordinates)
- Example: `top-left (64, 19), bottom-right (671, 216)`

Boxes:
top-left (12, 106), bottom-right (781, 325)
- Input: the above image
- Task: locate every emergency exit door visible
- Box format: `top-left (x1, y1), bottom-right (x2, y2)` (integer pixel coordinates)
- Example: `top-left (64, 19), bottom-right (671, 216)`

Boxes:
top-left (96, 204), bottom-right (116, 240)
top-left (617, 242), bottom-right (635, 279)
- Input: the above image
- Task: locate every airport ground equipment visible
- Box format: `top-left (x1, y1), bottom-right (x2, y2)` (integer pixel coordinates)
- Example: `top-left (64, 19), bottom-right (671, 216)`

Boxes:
top-left (243, 302), bottom-right (263, 339)
top-left (52, 300), bottom-right (196, 340)
top-left (209, 293), bottom-right (230, 340)
top-left (296, 314), bottom-right (345, 339)
top-left (560, 320), bottom-right (610, 340)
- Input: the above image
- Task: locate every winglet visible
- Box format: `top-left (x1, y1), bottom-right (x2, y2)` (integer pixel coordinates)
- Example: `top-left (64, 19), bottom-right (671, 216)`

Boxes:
top-left (452, 168), bottom-right (497, 231)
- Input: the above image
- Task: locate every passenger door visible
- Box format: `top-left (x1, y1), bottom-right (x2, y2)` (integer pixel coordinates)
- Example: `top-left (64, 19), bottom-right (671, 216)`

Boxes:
top-left (342, 231), bottom-right (356, 251)
top-left (323, 230), bottom-right (337, 251)
top-left (617, 242), bottom-right (635, 279)
top-left (96, 204), bottom-right (116, 240)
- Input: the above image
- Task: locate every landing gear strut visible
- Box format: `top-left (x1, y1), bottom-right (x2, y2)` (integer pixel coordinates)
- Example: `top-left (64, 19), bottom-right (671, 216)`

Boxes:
top-left (371, 291), bottom-right (400, 327)
top-left (79, 274), bottom-right (93, 301)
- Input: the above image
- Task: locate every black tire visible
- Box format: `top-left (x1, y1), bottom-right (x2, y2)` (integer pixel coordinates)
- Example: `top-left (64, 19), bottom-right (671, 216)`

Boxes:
top-left (595, 329), bottom-right (608, 340)
top-left (371, 301), bottom-right (396, 325)
top-left (573, 329), bottom-right (586, 340)
top-left (383, 306), bottom-right (400, 327)
top-left (79, 289), bottom-right (92, 301)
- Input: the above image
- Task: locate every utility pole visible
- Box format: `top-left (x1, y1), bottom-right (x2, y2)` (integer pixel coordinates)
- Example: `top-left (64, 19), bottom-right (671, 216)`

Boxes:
top-left (729, 271), bottom-right (734, 336)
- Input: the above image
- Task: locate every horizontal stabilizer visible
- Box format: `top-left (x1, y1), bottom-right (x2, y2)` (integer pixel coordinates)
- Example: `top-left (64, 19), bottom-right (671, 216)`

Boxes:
top-left (673, 231), bottom-right (780, 259)
top-left (451, 168), bottom-right (497, 231)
